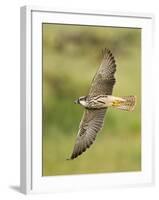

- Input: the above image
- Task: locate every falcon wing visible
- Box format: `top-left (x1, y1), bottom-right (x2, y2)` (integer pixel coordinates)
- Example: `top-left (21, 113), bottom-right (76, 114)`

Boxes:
top-left (68, 108), bottom-right (106, 159)
top-left (89, 48), bottom-right (116, 96)
top-left (68, 49), bottom-right (116, 160)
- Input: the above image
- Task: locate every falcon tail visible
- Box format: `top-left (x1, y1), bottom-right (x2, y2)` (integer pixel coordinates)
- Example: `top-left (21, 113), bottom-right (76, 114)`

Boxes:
top-left (112, 96), bottom-right (136, 111)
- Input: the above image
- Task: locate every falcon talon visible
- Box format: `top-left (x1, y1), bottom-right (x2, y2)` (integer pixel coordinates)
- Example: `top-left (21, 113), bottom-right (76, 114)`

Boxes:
top-left (112, 100), bottom-right (122, 107)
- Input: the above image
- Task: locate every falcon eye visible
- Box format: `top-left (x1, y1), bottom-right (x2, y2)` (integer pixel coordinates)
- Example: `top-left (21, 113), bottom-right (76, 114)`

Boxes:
top-left (79, 96), bottom-right (86, 101)
top-left (84, 96), bottom-right (87, 101)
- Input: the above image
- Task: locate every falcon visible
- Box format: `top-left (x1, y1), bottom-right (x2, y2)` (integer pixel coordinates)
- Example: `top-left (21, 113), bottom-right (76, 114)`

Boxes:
top-left (68, 48), bottom-right (136, 160)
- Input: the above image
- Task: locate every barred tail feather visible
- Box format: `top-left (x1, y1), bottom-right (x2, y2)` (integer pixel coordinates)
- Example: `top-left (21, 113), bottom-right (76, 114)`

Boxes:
top-left (114, 96), bottom-right (136, 111)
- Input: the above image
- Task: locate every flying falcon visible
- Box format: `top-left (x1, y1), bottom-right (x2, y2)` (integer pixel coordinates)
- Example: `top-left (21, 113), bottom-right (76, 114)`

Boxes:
top-left (68, 48), bottom-right (136, 160)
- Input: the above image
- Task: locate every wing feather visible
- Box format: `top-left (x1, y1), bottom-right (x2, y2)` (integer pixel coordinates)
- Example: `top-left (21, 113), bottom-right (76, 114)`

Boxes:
top-left (69, 108), bottom-right (106, 159)
top-left (89, 48), bottom-right (116, 96)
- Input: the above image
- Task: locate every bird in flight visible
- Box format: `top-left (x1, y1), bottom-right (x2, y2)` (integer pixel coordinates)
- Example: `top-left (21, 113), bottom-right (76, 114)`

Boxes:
top-left (68, 48), bottom-right (136, 160)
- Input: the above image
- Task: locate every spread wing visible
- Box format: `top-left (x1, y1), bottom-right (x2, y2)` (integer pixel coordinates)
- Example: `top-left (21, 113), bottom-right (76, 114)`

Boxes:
top-left (68, 49), bottom-right (116, 160)
top-left (89, 48), bottom-right (116, 96)
top-left (68, 108), bottom-right (106, 159)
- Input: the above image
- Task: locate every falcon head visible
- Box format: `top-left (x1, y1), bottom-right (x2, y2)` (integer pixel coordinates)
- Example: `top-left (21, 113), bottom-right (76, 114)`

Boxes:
top-left (74, 96), bottom-right (87, 106)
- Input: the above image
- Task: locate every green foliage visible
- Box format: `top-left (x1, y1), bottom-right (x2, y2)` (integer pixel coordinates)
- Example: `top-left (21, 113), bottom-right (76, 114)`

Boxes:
top-left (42, 24), bottom-right (141, 176)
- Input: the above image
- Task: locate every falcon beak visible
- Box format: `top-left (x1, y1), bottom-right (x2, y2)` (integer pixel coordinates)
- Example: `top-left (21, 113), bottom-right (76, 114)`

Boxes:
top-left (74, 99), bottom-right (79, 104)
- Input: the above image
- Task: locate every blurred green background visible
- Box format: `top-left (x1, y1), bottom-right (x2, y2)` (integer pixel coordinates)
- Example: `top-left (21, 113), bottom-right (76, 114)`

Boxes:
top-left (42, 24), bottom-right (141, 176)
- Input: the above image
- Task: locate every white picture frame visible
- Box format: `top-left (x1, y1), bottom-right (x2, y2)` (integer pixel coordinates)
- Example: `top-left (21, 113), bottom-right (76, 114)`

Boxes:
top-left (20, 6), bottom-right (154, 194)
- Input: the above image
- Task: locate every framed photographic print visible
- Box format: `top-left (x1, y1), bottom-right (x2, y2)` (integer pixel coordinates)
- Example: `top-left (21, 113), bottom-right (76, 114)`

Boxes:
top-left (20, 6), bottom-right (154, 194)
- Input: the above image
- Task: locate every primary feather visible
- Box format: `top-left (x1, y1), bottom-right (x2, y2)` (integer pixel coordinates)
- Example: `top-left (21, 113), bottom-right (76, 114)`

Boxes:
top-left (70, 109), bottom-right (106, 159)
top-left (89, 48), bottom-right (116, 96)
